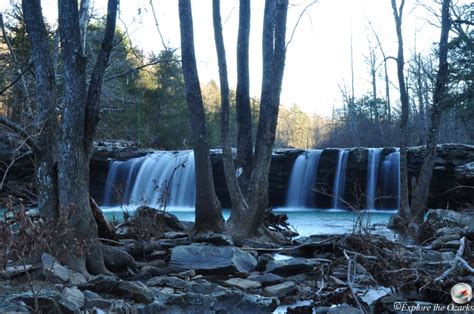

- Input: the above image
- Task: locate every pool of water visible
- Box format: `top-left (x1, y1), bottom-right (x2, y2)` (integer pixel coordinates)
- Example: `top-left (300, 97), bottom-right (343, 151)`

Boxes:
top-left (101, 205), bottom-right (396, 238)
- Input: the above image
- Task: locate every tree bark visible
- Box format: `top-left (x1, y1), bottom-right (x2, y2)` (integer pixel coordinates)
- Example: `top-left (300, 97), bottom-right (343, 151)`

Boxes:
top-left (410, 0), bottom-right (451, 224)
top-left (227, 0), bottom-right (288, 239)
top-left (212, 0), bottom-right (247, 212)
top-left (21, 0), bottom-right (59, 219)
top-left (178, 0), bottom-right (224, 233)
top-left (235, 0), bottom-right (253, 192)
top-left (391, 0), bottom-right (411, 225)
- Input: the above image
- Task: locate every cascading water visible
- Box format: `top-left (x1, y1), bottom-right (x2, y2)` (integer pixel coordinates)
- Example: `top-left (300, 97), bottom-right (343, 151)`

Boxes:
top-left (380, 151), bottom-right (400, 210)
top-left (103, 157), bottom-right (145, 206)
top-left (332, 149), bottom-right (349, 209)
top-left (366, 148), bottom-right (383, 209)
top-left (102, 151), bottom-right (196, 209)
top-left (286, 150), bottom-right (322, 208)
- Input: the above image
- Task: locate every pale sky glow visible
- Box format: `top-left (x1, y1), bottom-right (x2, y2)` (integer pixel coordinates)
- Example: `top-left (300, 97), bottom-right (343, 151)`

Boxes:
top-left (1, 0), bottom-right (467, 116)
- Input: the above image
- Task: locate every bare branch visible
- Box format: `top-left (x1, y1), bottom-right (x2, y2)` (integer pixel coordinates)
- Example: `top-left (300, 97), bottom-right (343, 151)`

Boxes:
top-left (0, 116), bottom-right (40, 153)
top-left (149, 0), bottom-right (168, 51)
top-left (286, 0), bottom-right (319, 49)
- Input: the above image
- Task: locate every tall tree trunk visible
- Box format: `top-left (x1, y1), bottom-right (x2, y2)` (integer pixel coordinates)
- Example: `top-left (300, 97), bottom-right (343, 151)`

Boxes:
top-left (410, 0), bottom-right (451, 224)
top-left (212, 0), bottom-right (247, 213)
top-left (22, 0), bottom-right (59, 219)
top-left (57, 0), bottom-right (99, 274)
top-left (235, 0), bottom-right (253, 192)
top-left (391, 0), bottom-right (411, 225)
top-left (227, 0), bottom-right (288, 239)
top-left (178, 0), bottom-right (224, 233)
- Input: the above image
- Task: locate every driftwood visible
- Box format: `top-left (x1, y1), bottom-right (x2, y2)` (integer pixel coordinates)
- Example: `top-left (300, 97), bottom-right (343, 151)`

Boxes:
top-left (434, 237), bottom-right (474, 284)
top-left (90, 196), bottom-right (118, 241)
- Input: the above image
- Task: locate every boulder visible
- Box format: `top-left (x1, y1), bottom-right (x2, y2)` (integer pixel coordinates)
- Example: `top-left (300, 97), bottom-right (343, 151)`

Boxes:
top-left (169, 244), bottom-right (257, 274)
top-left (79, 275), bottom-right (154, 304)
top-left (41, 253), bottom-right (70, 283)
top-left (265, 257), bottom-right (318, 276)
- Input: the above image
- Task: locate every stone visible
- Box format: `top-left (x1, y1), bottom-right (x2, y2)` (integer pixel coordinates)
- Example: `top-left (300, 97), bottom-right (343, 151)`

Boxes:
top-left (159, 287), bottom-right (175, 294)
top-left (83, 290), bottom-right (101, 299)
top-left (59, 287), bottom-right (84, 312)
top-left (138, 290), bottom-right (279, 313)
top-left (157, 238), bottom-right (192, 248)
top-left (41, 253), bottom-right (70, 283)
top-left (264, 281), bottom-right (297, 298)
top-left (224, 278), bottom-right (262, 290)
top-left (69, 272), bottom-right (87, 285)
top-left (83, 298), bottom-right (113, 310)
top-left (79, 275), bottom-right (154, 304)
top-left (192, 232), bottom-right (234, 246)
top-left (147, 276), bottom-right (188, 289)
top-left (185, 279), bottom-right (229, 294)
top-left (465, 226), bottom-right (474, 240)
top-left (61, 287), bottom-right (85, 308)
top-left (256, 253), bottom-right (274, 271)
top-left (327, 303), bottom-right (362, 314)
top-left (247, 273), bottom-right (286, 285)
top-left (169, 244), bottom-right (257, 274)
top-left (1, 264), bottom-right (34, 279)
top-left (164, 231), bottom-right (188, 239)
top-left (175, 269), bottom-right (196, 279)
top-left (455, 162), bottom-right (474, 180)
top-left (265, 257), bottom-right (318, 276)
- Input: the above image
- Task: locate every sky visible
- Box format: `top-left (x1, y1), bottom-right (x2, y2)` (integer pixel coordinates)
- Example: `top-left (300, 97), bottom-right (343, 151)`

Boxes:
top-left (1, 0), bottom-right (466, 116)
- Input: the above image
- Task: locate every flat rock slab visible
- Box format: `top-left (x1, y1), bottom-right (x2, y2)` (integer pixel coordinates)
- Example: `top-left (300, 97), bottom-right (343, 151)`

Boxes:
top-left (192, 232), bottom-right (234, 246)
top-left (147, 276), bottom-right (188, 289)
top-left (42, 253), bottom-right (70, 283)
top-left (264, 281), bottom-right (296, 298)
top-left (265, 257), bottom-right (319, 276)
top-left (247, 273), bottom-right (286, 285)
top-left (1, 264), bottom-right (34, 279)
top-left (169, 244), bottom-right (257, 274)
top-left (224, 278), bottom-right (262, 290)
top-left (79, 275), bottom-right (154, 304)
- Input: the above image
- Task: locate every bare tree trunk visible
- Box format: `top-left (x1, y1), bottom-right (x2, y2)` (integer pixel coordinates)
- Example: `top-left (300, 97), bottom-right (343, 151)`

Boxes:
top-left (410, 0), bottom-right (451, 224)
top-left (227, 0), bottom-right (288, 239)
top-left (178, 0), bottom-right (224, 233)
top-left (235, 0), bottom-right (253, 192)
top-left (212, 0), bottom-right (247, 212)
top-left (391, 0), bottom-right (411, 225)
top-left (414, 53), bottom-right (427, 143)
top-left (21, 0), bottom-right (59, 219)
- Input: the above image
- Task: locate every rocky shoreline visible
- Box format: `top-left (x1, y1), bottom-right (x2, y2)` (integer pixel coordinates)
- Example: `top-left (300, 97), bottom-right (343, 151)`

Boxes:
top-left (1, 206), bottom-right (473, 313)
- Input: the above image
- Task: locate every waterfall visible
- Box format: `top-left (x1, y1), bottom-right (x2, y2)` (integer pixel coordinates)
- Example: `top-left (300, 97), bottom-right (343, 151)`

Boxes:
top-left (366, 148), bottom-right (383, 209)
top-left (103, 157), bottom-right (145, 206)
top-left (103, 151), bottom-right (196, 209)
top-left (332, 149), bottom-right (349, 209)
top-left (286, 150), bottom-right (322, 208)
top-left (380, 151), bottom-right (400, 210)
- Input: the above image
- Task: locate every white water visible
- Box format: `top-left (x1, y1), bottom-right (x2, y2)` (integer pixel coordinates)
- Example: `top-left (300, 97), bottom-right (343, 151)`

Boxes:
top-left (366, 148), bottom-right (383, 209)
top-left (380, 151), bottom-right (400, 210)
top-left (103, 151), bottom-right (196, 208)
top-left (286, 150), bottom-right (322, 208)
top-left (332, 150), bottom-right (349, 209)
